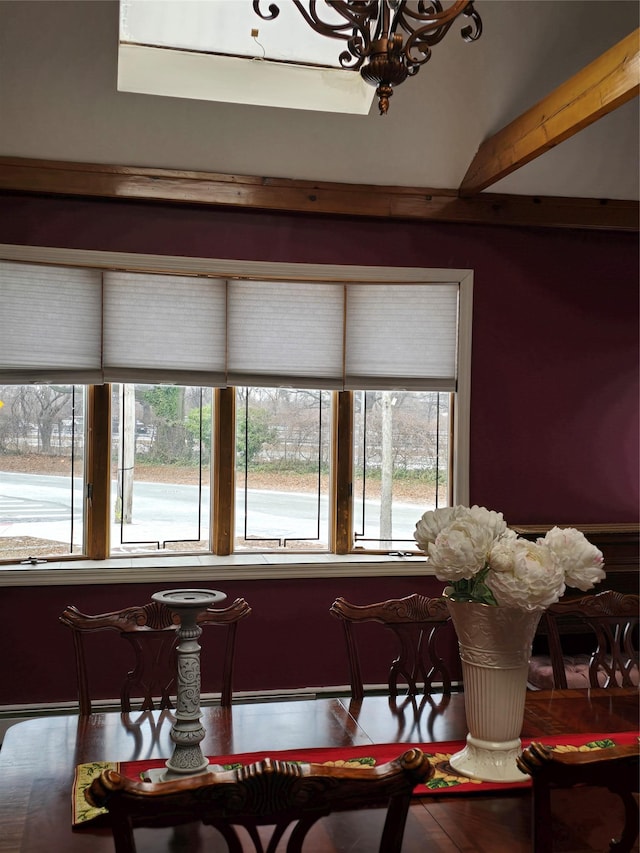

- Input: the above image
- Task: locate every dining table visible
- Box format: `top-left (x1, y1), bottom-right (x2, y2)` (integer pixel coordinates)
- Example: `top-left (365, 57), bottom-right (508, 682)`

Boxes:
top-left (0, 688), bottom-right (637, 853)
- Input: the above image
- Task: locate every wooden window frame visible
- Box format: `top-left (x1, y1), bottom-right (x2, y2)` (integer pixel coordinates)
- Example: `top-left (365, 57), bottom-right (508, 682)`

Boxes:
top-left (85, 385), bottom-right (454, 559)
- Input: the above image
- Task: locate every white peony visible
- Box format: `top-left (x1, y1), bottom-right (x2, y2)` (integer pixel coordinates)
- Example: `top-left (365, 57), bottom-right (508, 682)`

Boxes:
top-left (428, 518), bottom-right (498, 582)
top-left (414, 505), bottom-right (605, 610)
top-left (414, 506), bottom-right (462, 551)
top-left (414, 504), bottom-right (506, 552)
top-left (539, 526), bottom-right (605, 591)
top-left (486, 537), bottom-right (565, 610)
top-left (465, 505), bottom-right (508, 541)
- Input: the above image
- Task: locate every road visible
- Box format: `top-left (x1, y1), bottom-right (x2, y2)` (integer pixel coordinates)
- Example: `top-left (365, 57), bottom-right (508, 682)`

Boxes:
top-left (0, 471), bottom-right (427, 550)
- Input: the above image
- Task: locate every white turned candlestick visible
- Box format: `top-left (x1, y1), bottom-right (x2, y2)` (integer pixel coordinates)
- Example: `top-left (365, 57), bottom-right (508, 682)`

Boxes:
top-left (145, 588), bottom-right (226, 783)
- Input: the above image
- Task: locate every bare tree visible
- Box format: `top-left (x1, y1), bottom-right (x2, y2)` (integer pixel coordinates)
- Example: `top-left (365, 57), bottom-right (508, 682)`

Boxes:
top-left (12, 386), bottom-right (74, 453)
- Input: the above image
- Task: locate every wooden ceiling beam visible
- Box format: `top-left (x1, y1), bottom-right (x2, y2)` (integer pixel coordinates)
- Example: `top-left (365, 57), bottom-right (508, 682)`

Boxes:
top-left (459, 29), bottom-right (640, 197)
top-left (0, 156), bottom-right (637, 232)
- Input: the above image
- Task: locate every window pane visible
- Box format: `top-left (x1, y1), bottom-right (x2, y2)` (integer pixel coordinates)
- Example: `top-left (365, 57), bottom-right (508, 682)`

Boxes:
top-left (110, 384), bottom-right (212, 555)
top-left (0, 384), bottom-right (85, 561)
top-left (353, 391), bottom-right (451, 551)
top-left (234, 388), bottom-right (331, 552)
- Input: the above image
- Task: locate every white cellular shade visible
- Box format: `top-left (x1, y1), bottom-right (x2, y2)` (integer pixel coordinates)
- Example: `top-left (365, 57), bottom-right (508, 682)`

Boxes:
top-left (345, 284), bottom-right (459, 390)
top-left (0, 258), bottom-right (462, 391)
top-left (0, 261), bottom-right (102, 383)
top-left (227, 280), bottom-right (344, 388)
top-left (103, 272), bottom-right (227, 385)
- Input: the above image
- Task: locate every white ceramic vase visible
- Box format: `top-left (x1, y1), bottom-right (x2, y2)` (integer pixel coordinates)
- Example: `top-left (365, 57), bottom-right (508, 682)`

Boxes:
top-left (446, 598), bottom-right (542, 782)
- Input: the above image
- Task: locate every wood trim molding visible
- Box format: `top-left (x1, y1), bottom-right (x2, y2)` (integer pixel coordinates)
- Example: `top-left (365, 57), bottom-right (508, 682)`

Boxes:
top-left (0, 156), bottom-right (637, 232)
top-left (459, 29), bottom-right (640, 196)
top-left (512, 523), bottom-right (639, 535)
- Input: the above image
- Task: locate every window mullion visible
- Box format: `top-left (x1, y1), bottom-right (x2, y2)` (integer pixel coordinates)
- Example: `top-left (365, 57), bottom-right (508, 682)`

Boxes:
top-left (334, 391), bottom-right (353, 554)
top-left (213, 387), bottom-right (235, 555)
top-left (85, 384), bottom-right (111, 560)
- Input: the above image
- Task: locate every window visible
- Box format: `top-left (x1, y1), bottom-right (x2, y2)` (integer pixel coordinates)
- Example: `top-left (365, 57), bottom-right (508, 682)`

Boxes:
top-left (110, 384), bottom-right (212, 555)
top-left (233, 387), bottom-right (452, 554)
top-left (0, 384), bottom-right (85, 563)
top-left (0, 248), bottom-right (472, 569)
top-left (235, 387), bottom-right (332, 552)
top-left (352, 390), bottom-right (451, 551)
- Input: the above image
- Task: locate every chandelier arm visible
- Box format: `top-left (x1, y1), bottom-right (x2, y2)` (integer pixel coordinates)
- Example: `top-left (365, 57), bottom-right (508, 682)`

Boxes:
top-left (403, 22), bottom-right (458, 68)
top-left (340, 42), bottom-right (365, 70)
top-left (294, 1), bottom-right (371, 42)
top-left (313, 1), bottom-right (378, 34)
top-left (252, 1), bottom-right (280, 23)
top-left (376, 1), bottom-right (392, 40)
top-left (394, 0), bottom-right (479, 39)
top-left (397, 0), bottom-right (474, 29)
top-left (394, 1), bottom-right (482, 69)
top-left (460, 7), bottom-right (483, 43)
top-left (409, 0), bottom-right (482, 41)
top-left (295, 1), bottom-right (376, 69)
top-left (253, 0), bottom-right (373, 68)
top-left (310, 0), bottom-right (379, 66)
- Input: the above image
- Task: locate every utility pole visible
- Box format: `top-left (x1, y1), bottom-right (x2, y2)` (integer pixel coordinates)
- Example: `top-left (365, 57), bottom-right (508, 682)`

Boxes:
top-left (115, 384), bottom-right (135, 523)
top-left (380, 391), bottom-right (394, 547)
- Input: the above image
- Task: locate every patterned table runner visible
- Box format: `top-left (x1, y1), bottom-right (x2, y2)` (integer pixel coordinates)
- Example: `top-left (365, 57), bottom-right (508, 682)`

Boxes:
top-left (73, 730), bottom-right (639, 827)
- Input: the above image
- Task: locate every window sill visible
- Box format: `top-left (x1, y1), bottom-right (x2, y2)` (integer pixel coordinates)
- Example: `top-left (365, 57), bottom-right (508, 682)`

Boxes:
top-left (0, 552), bottom-right (433, 587)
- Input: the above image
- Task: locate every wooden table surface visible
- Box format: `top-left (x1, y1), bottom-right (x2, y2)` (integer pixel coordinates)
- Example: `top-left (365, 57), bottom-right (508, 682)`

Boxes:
top-left (0, 689), bottom-right (637, 853)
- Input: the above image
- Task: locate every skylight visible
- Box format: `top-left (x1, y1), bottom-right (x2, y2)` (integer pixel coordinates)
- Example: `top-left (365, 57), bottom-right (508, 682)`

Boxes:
top-left (118, 0), bottom-right (375, 114)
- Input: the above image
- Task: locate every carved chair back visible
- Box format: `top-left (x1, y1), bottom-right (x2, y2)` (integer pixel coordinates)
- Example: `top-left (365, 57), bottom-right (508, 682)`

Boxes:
top-left (528, 590), bottom-right (639, 690)
top-left (330, 594), bottom-right (453, 700)
top-left (60, 597), bottom-right (251, 714)
top-left (86, 748), bottom-right (433, 853)
top-left (517, 740), bottom-right (640, 853)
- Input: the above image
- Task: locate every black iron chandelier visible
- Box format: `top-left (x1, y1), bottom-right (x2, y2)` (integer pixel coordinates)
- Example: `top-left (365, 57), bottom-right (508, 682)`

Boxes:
top-left (252, 1), bottom-right (482, 115)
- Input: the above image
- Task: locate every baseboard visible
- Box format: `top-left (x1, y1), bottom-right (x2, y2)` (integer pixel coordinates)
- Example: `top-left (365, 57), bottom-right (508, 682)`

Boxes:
top-left (0, 682), bottom-right (459, 743)
top-left (0, 686), bottom-right (354, 742)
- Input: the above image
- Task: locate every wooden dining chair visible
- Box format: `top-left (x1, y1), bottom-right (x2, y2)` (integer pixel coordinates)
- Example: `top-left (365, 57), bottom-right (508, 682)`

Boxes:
top-left (517, 740), bottom-right (640, 853)
top-left (86, 747), bottom-right (433, 853)
top-left (527, 590), bottom-right (639, 690)
top-left (329, 593), bottom-right (453, 700)
top-left (60, 596), bottom-right (251, 714)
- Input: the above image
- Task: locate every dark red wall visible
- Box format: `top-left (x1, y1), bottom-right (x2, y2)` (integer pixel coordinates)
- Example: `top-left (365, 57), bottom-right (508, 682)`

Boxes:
top-left (4, 575), bottom-right (456, 706)
top-left (0, 192), bottom-right (637, 706)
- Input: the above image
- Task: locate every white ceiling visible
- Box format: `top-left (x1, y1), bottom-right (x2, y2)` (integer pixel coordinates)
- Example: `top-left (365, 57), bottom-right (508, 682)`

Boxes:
top-left (0, 0), bottom-right (638, 200)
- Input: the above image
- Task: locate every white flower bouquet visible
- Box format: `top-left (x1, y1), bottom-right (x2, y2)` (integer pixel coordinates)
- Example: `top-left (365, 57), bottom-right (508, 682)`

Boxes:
top-left (414, 505), bottom-right (605, 611)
